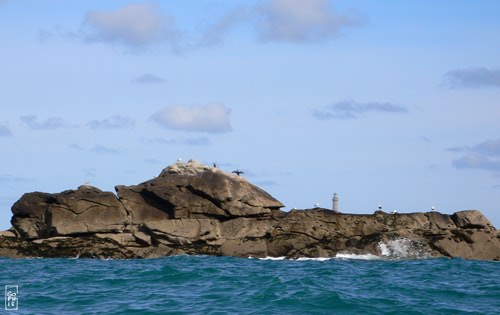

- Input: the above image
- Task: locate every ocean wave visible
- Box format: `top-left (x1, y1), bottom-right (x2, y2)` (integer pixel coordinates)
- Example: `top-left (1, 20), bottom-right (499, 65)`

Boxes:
top-left (378, 238), bottom-right (431, 259)
top-left (256, 255), bottom-right (379, 261)
top-left (295, 257), bottom-right (332, 261)
top-left (255, 256), bottom-right (333, 261)
top-left (255, 256), bottom-right (287, 260)
top-left (334, 253), bottom-right (382, 260)
top-left (1, 255), bottom-right (498, 314)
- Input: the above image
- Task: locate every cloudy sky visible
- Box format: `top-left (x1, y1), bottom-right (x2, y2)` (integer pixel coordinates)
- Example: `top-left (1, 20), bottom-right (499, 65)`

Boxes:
top-left (1, 0), bottom-right (500, 229)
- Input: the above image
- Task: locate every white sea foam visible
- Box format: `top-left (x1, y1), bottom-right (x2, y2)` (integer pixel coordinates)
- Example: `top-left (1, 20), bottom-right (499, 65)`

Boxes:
top-left (255, 238), bottom-right (431, 261)
top-left (256, 256), bottom-right (287, 260)
top-left (334, 253), bottom-right (382, 260)
top-left (256, 257), bottom-right (332, 261)
top-left (378, 238), bottom-right (430, 259)
top-left (295, 257), bottom-right (332, 261)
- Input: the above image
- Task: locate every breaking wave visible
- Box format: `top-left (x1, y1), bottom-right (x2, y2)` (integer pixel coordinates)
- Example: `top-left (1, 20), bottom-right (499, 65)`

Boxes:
top-left (256, 257), bottom-right (332, 261)
top-left (378, 238), bottom-right (431, 259)
top-left (256, 238), bottom-right (431, 261)
top-left (334, 253), bottom-right (381, 260)
top-left (257, 256), bottom-right (287, 261)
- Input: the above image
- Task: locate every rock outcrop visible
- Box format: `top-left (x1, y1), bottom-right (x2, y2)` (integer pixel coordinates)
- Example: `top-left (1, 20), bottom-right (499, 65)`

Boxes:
top-left (115, 161), bottom-right (283, 222)
top-left (1, 160), bottom-right (499, 260)
top-left (11, 186), bottom-right (130, 239)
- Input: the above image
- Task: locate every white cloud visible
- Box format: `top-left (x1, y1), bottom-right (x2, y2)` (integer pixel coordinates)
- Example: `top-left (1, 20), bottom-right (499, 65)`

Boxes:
top-left (69, 143), bottom-right (121, 154)
top-left (197, 7), bottom-right (249, 47)
top-left (91, 144), bottom-right (121, 155)
top-left (0, 124), bottom-right (12, 136)
top-left (20, 115), bottom-right (66, 130)
top-left (313, 100), bottom-right (408, 120)
top-left (0, 174), bottom-right (29, 183)
top-left (87, 115), bottom-right (134, 129)
top-left (83, 168), bottom-right (97, 177)
top-left (253, 179), bottom-right (278, 187)
top-left (144, 158), bottom-right (161, 164)
top-left (450, 139), bottom-right (500, 173)
top-left (151, 104), bottom-right (232, 133)
top-left (62, 1), bottom-right (359, 52)
top-left (474, 139), bottom-right (500, 156)
top-left (84, 2), bottom-right (180, 47)
top-left (69, 144), bottom-right (84, 150)
top-left (448, 139), bottom-right (500, 157)
top-left (452, 153), bottom-right (500, 172)
top-left (445, 67), bottom-right (500, 88)
top-left (155, 137), bottom-right (210, 146)
top-left (256, 0), bottom-right (356, 43)
top-left (133, 73), bottom-right (164, 84)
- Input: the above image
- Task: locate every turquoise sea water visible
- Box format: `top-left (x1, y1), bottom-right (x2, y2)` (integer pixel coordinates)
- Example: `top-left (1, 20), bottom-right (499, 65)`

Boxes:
top-left (0, 256), bottom-right (498, 314)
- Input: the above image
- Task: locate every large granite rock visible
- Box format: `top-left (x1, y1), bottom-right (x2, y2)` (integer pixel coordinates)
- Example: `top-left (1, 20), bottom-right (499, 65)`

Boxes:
top-left (11, 186), bottom-right (130, 239)
top-left (1, 160), bottom-right (499, 260)
top-left (116, 160), bottom-right (284, 222)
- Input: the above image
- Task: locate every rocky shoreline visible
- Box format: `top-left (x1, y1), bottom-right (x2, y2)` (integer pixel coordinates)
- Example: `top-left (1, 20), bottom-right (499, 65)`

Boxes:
top-left (1, 160), bottom-right (499, 260)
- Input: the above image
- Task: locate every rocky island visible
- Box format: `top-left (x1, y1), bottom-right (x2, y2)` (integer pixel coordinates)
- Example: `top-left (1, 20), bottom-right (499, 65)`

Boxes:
top-left (1, 160), bottom-right (499, 260)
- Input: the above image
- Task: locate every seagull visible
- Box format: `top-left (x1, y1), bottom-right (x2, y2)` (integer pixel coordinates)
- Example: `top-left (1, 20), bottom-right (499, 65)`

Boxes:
top-left (431, 206), bottom-right (436, 211)
top-left (177, 158), bottom-right (182, 162)
top-left (314, 203), bottom-right (320, 208)
top-left (232, 169), bottom-right (244, 176)
top-left (378, 205), bottom-right (383, 210)
top-left (391, 210), bottom-right (398, 214)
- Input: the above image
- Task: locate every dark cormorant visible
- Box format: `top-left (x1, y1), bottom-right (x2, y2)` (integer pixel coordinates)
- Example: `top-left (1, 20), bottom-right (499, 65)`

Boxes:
top-left (232, 169), bottom-right (244, 176)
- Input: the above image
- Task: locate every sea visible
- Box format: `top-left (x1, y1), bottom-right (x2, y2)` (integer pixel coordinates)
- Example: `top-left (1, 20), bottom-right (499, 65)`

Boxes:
top-left (0, 254), bottom-right (499, 314)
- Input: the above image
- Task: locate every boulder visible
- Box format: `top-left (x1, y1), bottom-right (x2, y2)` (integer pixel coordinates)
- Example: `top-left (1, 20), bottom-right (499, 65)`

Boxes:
top-left (451, 210), bottom-right (494, 230)
top-left (11, 185), bottom-right (130, 239)
top-left (116, 160), bottom-right (284, 220)
top-left (431, 229), bottom-right (500, 260)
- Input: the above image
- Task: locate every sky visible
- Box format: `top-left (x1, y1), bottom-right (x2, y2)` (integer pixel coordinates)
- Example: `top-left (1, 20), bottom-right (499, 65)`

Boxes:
top-left (1, 0), bottom-right (500, 230)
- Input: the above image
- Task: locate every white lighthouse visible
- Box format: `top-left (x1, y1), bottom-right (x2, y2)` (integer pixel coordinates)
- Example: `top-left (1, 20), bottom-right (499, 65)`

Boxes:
top-left (332, 193), bottom-right (339, 212)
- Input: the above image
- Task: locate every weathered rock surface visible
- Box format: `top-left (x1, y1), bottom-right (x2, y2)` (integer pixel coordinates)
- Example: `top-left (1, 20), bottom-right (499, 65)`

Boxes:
top-left (1, 160), bottom-right (499, 260)
top-left (116, 161), bottom-right (284, 222)
top-left (11, 186), bottom-right (130, 239)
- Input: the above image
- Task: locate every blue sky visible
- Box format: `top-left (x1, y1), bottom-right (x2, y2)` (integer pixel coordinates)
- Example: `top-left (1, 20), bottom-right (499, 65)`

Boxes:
top-left (1, 0), bottom-right (500, 230)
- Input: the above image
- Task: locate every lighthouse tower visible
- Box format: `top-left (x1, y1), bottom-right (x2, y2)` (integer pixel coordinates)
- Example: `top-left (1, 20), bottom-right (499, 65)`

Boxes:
top-left (332, 193), bottom-right (339, 212)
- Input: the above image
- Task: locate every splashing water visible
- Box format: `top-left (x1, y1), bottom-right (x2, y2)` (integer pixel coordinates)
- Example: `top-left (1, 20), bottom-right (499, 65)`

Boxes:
top-left (334, 253), bottom-right (381, 260)
top-left (378, 238), bottom-right (430, 259)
